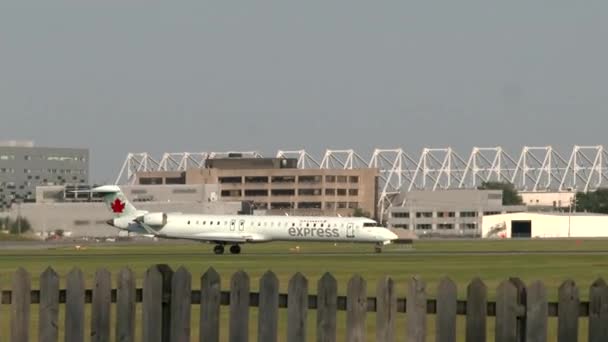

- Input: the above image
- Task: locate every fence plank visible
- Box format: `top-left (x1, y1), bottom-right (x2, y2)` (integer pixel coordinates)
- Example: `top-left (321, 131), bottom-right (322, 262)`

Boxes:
top-left (376, 276), bottom-right (396, 342)
top-left (346, 275), bottom-right (367, 342)
top-left (201, 267), bottom-right (222, 342)
top-left (39, 267), bottom-right (59, 342)
top-left (317, 272), bottom-right (337, 342)
top-left (116, 268), bottom-right (136, 342)
top-left (526, 281), bottom-right (547, 342)
top-left (11, 268), bottom-right (31, 342)
top-left (229, 271), bottom-right (250, 342)
top-left (436, 277), bottom-right (457, 342)
top-left (288, 273), bottom-right (308, 342)
top-left (258, 271), bottom-right (279, 342)
top-left (495, 280), bottom-right (518, 342)
top-left (142, 266), bottom-right (163, 342)
top-left (558, 280), bottom-right (579, 342)
top-left (589, 278), bottom-right (608, 342)
top-left (91, 268), bottom-right (112, 342)
top-left (407, 276), bottom-right (427, 342)
top-left (171, 267), bottom-right (192, 342)
top-left (509, 277), bottom-right (527, 342)
top-left (65, 268), bottom-right (85, 342)
top-left (465, 278), bottom-right (487, 342)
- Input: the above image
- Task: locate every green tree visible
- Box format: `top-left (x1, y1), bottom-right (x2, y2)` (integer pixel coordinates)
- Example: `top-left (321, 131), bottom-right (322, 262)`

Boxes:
top-left (352, 208), bottom-right (370, 218)
top-left (575, 189), bottom-right (608, 214)
top-left (9, 217), bottom-right (31, 235)
top-left (478, 181), bottom-right (523, 205)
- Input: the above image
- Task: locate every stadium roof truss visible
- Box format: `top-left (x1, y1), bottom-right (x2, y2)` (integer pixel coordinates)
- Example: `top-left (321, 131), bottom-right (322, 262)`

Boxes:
top-left (116, 146), bottom-right (608, 219)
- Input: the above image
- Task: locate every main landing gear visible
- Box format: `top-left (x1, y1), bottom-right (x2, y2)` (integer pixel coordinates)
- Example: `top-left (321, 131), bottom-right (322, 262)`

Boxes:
top-left (213, 244), bottom-right (241, 255)
top-left (374, 243), bottom-right (383, 254)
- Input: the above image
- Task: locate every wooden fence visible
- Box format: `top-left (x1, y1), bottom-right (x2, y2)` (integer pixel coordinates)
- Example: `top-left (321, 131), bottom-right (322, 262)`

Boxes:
top-left (1, 264), bottom-right (608, 342)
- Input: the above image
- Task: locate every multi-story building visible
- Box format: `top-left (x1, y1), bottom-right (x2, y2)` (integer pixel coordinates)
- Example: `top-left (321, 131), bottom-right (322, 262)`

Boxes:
top-left (388, 190), bottom-right (526, 236)
top-left (0, 141), bottom-right (88, 209)
top-left (135, 157), bottom-right (379, 218)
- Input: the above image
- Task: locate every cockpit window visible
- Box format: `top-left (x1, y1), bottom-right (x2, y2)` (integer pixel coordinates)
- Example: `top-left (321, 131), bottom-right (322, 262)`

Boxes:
top-left (363, 223), bottom-right (377, 227)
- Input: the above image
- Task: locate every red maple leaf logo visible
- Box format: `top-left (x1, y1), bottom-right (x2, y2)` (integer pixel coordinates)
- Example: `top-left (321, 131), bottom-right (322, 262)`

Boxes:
top-left (111, 198), bottom-right (126, 214)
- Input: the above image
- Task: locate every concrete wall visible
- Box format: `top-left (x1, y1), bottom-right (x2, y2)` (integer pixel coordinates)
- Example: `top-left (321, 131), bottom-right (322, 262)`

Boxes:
top-left (482, 212), bottom-right (608, 238)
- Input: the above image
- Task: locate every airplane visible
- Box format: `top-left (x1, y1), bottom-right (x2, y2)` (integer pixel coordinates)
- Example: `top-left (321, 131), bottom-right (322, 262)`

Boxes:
top-left (94, 185), bottom-right (398, 254)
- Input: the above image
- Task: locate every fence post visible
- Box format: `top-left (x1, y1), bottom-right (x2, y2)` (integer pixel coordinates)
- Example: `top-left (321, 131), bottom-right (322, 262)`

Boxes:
top-left (287, 272), bottom-right (308, 342)
top-left (557, 280), bottom-right (579, 342)
top-left (495, 279), bottom-right (517, 342)
top-left (39, 267), bottom-right (59, 342)
top-left (143, 264), bottom-right (173, 342)
top-left (11, 268), bottom-right (30, 342)
top-left (436, 277), bottom-right (457, 342)
top-left (526, 281), bottom-right (547, 342)
top-left (376, 276), bottom-right (396, 342)
top-left (407, 276), bottom-right (427, 342)
top-left (258, 271), bottom-right (279, 342)
top-left (346, 275), bottom-right (367, 342)
top-left (65, 268), bottom-right (85, 342)
top-left (91, 268), bottom-right (112, 342)
top-left (589, 278), bottom-right (608, 342)
top-left (201, 267), bottom-right (221, 342)
top-left (116, 267), bottom-right (136, 342)
top-left (170, 267), bottom-right (192, 342)
top-left (465, 278), bottom-right (487, 342)
top-left (229, 270), bottom-right (250, 342)
top-left (509, 277), bottom-right (527, 342)
top-left (316, 272), bottom-right (337, 342)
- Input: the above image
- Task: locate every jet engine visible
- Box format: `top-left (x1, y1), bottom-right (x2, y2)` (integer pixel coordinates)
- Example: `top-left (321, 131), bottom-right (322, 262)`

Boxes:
top-left (143, 212), bottom-right (168, 227)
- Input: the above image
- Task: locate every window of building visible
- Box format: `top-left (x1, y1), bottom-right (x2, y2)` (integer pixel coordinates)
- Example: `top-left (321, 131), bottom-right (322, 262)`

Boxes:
top-left (337, 189), bottom-right (347, 196)
top-left (165, 176), bottom-right (186, 185)
top-left (139, 177), bottom-right (163, 185)
top-left (460, 211), bottom-right (477, 218)
top-left (325, 175), bottom-right (336, 183)
top-left (298, 202), bottom-right (322, 209)
top-left (219, 177), bottom-right (242, 184)
top-left (271, 189), bottom-right (295, 196)
top-left (255, 202), bottom-right (268, 209)
top-left (337, 202), bottom-right (347, 208)
top-left (464, 223), bottom-right (477, 229)
top-left (391, 212), bottom-right (409, 218)
top-left (244, 189), bottom-right (268, 197)
top-left (299, 175), bottom-right (321, 183)
top-left (393, 224), bottom-right (409, 229)
top-left (416, 212), bottom-right (433, 218)
top-left (325, 202), bottom-right (335, 209)
top-left (349, 176), bottom-right (359, 183)
top-left (325, 189), bottom-right (335, 196)
top-left (483, 211), bottom-right (501, 216)
top-left (437, 211), bottom-right (455, 218)
top-left (348, 189), bottom-right (358, 196)
top-left (270, 202), bottom-right (292, 209)
top-left (172, 188), bottom-right (197, 194)
top-left (221, 190), bottom-right (242, 197)
top-left (488, 193), bottom-right (503, 200)
top-left (245, 176), bottom-right (269, 183)
top-left (131, 189), bottom-right (148, 195)
top-left (348, 202), bottom-right (358, 209)
top-left (416, 224), bottom-right (432, 230)
top-left (337, 176), bottom-right (347, 183)
top-left (298, 188), bottom-right (321, 196)
top-left (271, 176), bottom-right (295, 183)
top-left (437, 223), bottom-right (454, 230)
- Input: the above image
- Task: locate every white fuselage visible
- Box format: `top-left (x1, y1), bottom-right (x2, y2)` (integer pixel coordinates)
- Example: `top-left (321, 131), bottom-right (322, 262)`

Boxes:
top-left (122, 213), bottom-right (397, 244)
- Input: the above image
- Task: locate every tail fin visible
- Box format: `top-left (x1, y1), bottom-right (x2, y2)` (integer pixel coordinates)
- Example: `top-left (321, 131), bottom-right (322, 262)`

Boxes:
top-left (92, 185), bottom-right (137, 217)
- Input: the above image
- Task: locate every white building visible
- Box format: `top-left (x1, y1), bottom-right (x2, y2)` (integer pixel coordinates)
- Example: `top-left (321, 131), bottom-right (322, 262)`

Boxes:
top-left (482, 212), bottom-right (608, 238)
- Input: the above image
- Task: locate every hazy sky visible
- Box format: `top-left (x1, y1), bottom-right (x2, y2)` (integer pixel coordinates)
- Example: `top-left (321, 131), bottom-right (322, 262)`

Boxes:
top-left (1, 1), bottom-right (607, 182)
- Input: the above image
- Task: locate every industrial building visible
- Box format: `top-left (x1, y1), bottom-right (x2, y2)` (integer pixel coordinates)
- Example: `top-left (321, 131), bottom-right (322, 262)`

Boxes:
top-left (388, 190), bottom-right (526, 236)
top-left (5, 184), bottom-right (242, 237)
top-left (135, 157), bottom-right (379, 218)
top-left (482, 212), bottom-right (608, 238)
top-left (0, 141), bottom-right (88, 209)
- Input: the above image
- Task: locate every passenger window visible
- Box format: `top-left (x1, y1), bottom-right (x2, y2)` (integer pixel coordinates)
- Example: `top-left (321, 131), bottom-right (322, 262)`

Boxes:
top-left (306, 223), bottom-right (309, 227)
top-left (321, 224), bottom-right (324, 227)
top-left (210, 222), bottom-right (213, 225)
top-left (187, 221), bottom-right (190, 225)
top-left (313, 224), bottom-right (317, 227)
top-left (258, 222), bottom-right (261, 226)
top-left (217, 221), bottom-right (220, 225)
top-left (203, 221), bottom-right (206, 225)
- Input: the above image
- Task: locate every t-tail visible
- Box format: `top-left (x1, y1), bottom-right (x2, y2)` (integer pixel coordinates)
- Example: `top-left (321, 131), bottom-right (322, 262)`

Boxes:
top-left (92, 185), bottom-right (138, 217)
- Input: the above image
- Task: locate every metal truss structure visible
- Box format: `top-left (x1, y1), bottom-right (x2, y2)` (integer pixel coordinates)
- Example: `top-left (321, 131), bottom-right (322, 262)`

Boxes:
top-left (116, 146), bottom-right (608, 219)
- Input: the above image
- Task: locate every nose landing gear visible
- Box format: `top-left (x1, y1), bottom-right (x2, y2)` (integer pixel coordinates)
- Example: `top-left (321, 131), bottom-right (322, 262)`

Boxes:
top-left (374, 243), bottom-right (383, 254)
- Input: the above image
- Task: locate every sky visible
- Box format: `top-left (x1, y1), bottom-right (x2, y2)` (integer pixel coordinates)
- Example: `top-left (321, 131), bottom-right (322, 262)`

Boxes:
top-left (1, 1), bottom-right (607, 183)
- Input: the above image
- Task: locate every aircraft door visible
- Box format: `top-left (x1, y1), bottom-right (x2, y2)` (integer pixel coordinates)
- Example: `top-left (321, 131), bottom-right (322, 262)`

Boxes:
top-left (346, 223), bottom-right (355, 238)
top-left (239, 220), bottom-right (245, 231)
top-left (230, 219), bottom-right (236, 231)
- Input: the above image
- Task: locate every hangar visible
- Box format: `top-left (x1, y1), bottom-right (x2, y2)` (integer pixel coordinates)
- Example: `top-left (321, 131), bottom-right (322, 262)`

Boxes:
top-left (482, 212), bottom-right (608, 238)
